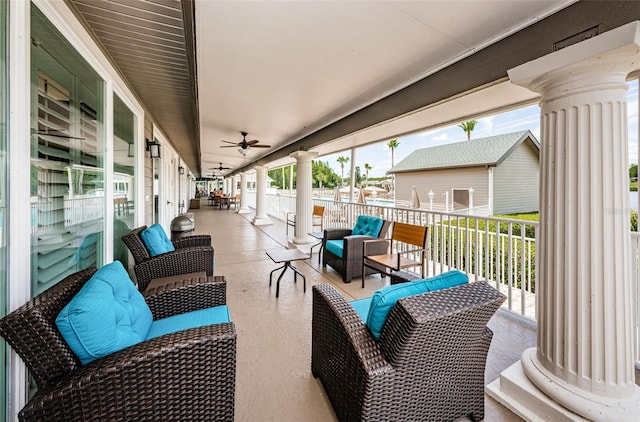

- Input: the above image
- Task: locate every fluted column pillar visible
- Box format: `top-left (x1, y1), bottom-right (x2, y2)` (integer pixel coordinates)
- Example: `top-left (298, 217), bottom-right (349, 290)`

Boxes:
top-left (252, 165), bottom-right (273, 225)
top-left (288, 151), bottom-right (318, 248)
top-left (237, 172), bottom-right (251, 214)
top-left (225, 178), bottom-right (232, 195)
top-left (487, 22), bottom-right (640, 421)
top-left (231, 175), bottom-right (238, 196)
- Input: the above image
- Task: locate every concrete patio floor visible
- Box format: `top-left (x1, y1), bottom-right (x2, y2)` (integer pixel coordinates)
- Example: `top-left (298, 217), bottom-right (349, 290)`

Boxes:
top-left (187, 201), bottom-right (537, 421)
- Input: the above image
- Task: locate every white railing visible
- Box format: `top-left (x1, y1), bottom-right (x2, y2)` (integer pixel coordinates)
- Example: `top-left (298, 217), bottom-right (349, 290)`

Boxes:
top-left (311, 198), bottom-right (538, 319)
top-left (265, 194), bottom-right (640, 365)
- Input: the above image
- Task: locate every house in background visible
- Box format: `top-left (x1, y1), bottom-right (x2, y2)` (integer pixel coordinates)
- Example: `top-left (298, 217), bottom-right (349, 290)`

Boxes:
top-left (389, 130), bottom-right (540, 215)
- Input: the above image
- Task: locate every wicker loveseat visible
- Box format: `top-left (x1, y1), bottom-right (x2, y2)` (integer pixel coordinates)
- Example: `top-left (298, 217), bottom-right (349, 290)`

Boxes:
top-left (311, 277), bottom-right (506, 421)
top-left (0, 266), bottom-right (236, 422)
top-left (122, 225), bottom-right (214, 291)
top-left (322, 215), bottom-right (391, 282)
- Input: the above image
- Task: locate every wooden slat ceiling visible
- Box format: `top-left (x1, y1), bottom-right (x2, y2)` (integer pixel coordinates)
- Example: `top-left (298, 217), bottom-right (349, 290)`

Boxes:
top-left (68, 0), bottom-right (200, 172)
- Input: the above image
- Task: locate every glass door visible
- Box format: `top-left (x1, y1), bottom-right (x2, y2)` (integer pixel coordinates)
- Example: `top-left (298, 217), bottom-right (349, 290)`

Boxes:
top-left (0, 1), bottom-right (8, 419)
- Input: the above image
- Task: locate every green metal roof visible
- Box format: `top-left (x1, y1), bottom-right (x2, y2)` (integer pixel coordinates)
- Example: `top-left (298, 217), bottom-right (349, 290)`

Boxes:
top-left (388, 130), bottom-right (538, 173)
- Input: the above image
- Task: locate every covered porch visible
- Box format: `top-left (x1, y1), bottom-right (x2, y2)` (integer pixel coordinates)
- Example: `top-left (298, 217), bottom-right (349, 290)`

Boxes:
top-left (188, 201), bottom-right (536, 421)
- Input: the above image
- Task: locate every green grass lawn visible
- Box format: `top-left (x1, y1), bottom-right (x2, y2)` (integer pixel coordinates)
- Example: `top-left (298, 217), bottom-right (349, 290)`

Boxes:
top-left (631, 181), bottom-right (638, 191)
top-left (494, 212), bottom-right (539, 221)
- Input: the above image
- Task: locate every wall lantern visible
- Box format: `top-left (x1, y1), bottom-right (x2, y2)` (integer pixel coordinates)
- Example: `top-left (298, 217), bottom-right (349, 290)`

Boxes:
top-left (178, 165), bottom-right (185, 175)
top-left (146, 138), bottom-right (161, 159)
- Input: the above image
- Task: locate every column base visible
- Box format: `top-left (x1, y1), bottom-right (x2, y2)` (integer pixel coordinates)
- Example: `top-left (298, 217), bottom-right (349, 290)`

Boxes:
top-left (252, 216), bottom-right (273, 226)
top-left (486, 348), bottom-right (640, 422)
top-left (287, 235), bottom-right (315, 253)
top-left (237, 207), bottom-right (251, 214)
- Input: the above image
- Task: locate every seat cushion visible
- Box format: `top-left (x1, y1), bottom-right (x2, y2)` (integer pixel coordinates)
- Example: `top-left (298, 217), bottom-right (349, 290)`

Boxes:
top-left (325, 239), bottom-right (344, 258)
top-left (56, 261), bottom-right (153, 365)
top-left (366, 270), bottom-right (468, 339)
top-left (140, 224), bottom-right (175, 256)
top-left (146, 305), bottom-right (231, 340)
top-left (351, 215), bottom-right (384, 237)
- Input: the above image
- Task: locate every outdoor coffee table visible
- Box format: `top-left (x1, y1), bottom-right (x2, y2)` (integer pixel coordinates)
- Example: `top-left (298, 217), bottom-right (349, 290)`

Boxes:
top-left (266, 248), bottom-right (309, 298)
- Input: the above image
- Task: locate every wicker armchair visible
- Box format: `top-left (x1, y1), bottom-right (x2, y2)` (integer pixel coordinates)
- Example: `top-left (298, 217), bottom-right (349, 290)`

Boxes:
top-left (311, 281), bottom-right (506, 421)
top-left (0, 267), bottom-right (236, 422)
top-left (122, 225), bottom-right (214, 291)
top-left (322, 218), bottom-right (391, 282)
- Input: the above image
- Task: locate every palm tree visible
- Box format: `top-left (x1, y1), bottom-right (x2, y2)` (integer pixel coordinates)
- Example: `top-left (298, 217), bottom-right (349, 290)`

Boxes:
top-left (387, 139), bottom-right (400, 168)
top-left (364, 163), bottom-right (372, 186)
top-left (336, 156), bottom-right (349, 187)
top-left (387, 139), bottom-right (399, 198)
top-left (458, 120), bottom-right (478, 140)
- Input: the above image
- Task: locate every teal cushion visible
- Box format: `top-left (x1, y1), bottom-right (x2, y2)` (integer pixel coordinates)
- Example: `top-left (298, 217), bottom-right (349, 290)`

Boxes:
top-left (366, 270), bottom-right (468, 339)
top-left (325, 239), bottom-right (344, 258)
top-left (140, 224), bottom-right (175, 256)
top-left (351, 215), bottom-right (383, 237)
top-left (350, 297), bottom-right (371, 322)
top-left (146, 305), bottom-right (231, 340)
top-left (56, 261), bottom-right (153, 365)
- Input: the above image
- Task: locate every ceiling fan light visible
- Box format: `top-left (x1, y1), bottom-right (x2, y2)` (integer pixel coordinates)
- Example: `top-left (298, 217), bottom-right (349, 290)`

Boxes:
top-left (238, 147), bottom-right (248, 156)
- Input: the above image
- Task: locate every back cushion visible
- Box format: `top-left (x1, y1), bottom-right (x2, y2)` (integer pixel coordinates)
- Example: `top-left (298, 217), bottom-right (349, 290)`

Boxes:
top-left (351, 215), bottom-right (384, 237)
top-left (366, 270), bottom-right (468, 339)
top-left (56, 261), bottom-right (153, 365)
top-left (140, 224), bottom-right (175, 256)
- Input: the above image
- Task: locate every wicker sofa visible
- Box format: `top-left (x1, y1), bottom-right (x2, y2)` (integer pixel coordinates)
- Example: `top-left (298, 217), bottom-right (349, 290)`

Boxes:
top-left (122, 225), bottom-right (214, 291)
top-left (0, 267), bottom-right (236, 422)
top-left (322, 216), bottom-right (391, 283)
top-left (311, 279), bottom-right (506, 421)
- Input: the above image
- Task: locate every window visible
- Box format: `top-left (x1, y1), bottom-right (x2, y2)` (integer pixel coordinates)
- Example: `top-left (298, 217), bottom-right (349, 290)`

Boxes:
top-left (31, 5), bottom-right (105, 294)
top-left (113, 94), bottom-right (135, 269)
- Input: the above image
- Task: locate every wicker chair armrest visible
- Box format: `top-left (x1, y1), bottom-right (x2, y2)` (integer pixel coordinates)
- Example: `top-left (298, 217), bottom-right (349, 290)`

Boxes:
top-left (172, 234), bottom-right (211, 249)
top-left (323, 228), bottom-right (352, 241)
top-left (143, 275), bottom-right (227, 320)
top-left (134, 246), bottom-right (214, 291)
top-left (21, 323), bottom-right (236, 422)
top-left (312, 284), bottom-right (391, 374)
top-left (343, 235), bottom-right (376, 258)
top-left (363, 238), bottom-right (390, 256)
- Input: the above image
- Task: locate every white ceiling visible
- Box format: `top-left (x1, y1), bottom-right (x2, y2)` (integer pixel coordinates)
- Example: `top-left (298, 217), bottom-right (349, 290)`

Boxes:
top-left (196, 0), bottom-right (575, 176)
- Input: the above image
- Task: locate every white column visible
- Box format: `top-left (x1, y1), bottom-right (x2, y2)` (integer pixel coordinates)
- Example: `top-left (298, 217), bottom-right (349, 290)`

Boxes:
top-left (237, 172), bottom-right (251, 214)
top-left (349, 148), bottom-right (356, 203)
top-left (487, 22), bottom-right (640, 421)
top-left (252, 165), bottom-right (273, 225)
top-left (231, 175), bottom-right (238, 196)
top-left (288, 151), bottom-right (318, 249)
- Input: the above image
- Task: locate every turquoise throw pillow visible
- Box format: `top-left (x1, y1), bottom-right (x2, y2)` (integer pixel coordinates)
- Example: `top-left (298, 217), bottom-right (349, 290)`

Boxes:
top-left (351, 215), bottom-right (383, 237)
top-left (141, 224), bottom-right (175, 256)
top-left (366, 270), bottom-right (468, 339)
top-left (350, 297), bottom-right (372, 322)
top-left (56, 261), bottom-right (153, 365)
top-left (146, 305), bottom-right (231, 340)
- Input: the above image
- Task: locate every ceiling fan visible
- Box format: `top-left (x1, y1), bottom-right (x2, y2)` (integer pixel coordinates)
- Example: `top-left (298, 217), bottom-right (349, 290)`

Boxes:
top-left (220, 131), bottom-right (271, 151)
top-left (209, 162), bottom-right (230, 172)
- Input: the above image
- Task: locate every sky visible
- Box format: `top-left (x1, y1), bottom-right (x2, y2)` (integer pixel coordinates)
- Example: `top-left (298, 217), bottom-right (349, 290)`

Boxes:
top-left (317, 79), bottom-right (640, 179)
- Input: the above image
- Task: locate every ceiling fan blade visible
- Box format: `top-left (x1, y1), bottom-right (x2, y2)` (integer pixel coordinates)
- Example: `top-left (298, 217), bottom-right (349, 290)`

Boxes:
top-left (220, 145), bottom-right (237, 148)
top-left (221, 140), bottom-right (239, 145)
top-left (246, 139), bottom-right (260, 145)
top-left (251, 144), bottom-right (271, 148)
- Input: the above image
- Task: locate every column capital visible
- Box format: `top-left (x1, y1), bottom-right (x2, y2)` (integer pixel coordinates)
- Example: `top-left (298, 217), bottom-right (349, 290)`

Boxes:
top-left (509, 21), bottom-right (640, 94)
top-left (289, 150), bottom-right (318, 162)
